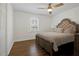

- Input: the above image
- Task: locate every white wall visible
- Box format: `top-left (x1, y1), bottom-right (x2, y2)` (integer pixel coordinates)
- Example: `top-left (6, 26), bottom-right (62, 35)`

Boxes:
top-left (0, 3), bottom-right (14, 56)
top-left (14, 11), bottom-right (52, 41)
top-left (0, 5), bottom-right (1, 30)
top-left (0, 4), bottom-right (7, 56)
top-left (51, 7), bottom-right (79, 28)
top-left (6, 4), bottom-right (14, 55)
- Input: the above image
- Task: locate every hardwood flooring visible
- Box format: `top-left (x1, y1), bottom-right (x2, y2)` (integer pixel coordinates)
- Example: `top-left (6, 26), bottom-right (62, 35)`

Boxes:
top-left (9, 40), bottom-right (49, 56)
top-left (9, 40), bottom-right (74, 56)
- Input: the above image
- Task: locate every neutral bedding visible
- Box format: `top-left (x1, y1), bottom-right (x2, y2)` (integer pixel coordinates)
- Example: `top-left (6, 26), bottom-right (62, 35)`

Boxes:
top-left (36, 32), bottom-right (75, 52)
top-left (36, 19), bottom-right (76, 53)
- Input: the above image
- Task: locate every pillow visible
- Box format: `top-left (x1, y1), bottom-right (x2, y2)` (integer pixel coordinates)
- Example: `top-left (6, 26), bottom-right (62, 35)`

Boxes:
top-left (64, 25), bottom-right (76, 33)
top-left (52, 28), bottom-right (58, 32)
top-left (56, 28), bottom-right (64, 33)
top-left (49, 28), bottom-right (63, 32)
top-left (46, 28), bottom-right (56, 32)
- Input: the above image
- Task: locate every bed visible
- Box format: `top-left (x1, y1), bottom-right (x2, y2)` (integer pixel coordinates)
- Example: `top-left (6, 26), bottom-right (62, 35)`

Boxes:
top-left (36, 18), bottom-right (77, 56)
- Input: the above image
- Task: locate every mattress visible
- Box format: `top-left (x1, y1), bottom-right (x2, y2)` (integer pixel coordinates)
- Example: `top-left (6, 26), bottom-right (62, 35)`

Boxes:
top-left (36, 32), bottom-right (75, 51)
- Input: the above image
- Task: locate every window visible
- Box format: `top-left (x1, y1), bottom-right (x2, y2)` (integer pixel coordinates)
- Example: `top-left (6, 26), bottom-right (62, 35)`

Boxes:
top-left (30, 16), bottom-right (39, 32)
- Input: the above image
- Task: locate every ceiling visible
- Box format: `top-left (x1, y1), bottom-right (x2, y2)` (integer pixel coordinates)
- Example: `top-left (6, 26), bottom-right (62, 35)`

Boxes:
top-left (12, 3), bottom-right (79, 15)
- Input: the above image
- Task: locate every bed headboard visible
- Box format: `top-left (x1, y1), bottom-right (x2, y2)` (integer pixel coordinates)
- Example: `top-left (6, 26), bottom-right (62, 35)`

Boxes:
top-left (57, 18), bottom-right (77, 33)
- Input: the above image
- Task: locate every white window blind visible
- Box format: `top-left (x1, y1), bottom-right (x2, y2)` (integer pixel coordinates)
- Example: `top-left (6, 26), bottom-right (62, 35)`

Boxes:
top-left (30, 16), bottom-right (39, 32)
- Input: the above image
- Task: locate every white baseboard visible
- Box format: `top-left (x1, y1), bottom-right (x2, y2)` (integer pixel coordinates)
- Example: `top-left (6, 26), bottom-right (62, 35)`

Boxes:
top-left (14, 38), bottom-right (35, 42)
top-left (7, 41), bottom-right (14, 56)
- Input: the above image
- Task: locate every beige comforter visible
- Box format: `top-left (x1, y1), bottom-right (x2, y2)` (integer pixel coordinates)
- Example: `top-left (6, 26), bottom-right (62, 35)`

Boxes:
top-left (36, 32), bottom-right (75, 52)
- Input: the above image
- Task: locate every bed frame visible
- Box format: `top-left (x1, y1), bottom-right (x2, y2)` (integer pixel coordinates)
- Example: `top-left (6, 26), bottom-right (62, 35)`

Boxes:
top-left (36, 18), bottom-right (77, 56)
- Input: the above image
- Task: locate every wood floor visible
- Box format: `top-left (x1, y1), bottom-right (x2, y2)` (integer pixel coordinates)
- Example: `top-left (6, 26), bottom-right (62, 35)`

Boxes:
top-left (9, 40), bottom-right (49, 56)
top-left (9, 40), bottom-right (74, 56)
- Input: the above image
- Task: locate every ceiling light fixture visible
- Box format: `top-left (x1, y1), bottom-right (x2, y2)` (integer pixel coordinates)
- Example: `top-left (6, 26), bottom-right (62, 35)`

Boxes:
top-left (48, 3), bottom-right (53, 14)
top-left (48, 8), bottom-right (52, 14)
top-left (48, 8), bottom-right (52, 12)
top-left (38, 3), bottom-right (64, 15)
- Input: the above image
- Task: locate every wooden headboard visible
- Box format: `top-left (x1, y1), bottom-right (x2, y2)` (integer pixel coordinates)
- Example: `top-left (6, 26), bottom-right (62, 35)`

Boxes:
top-left (57, 18), bottom-right (77, 33)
